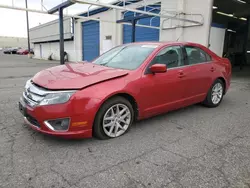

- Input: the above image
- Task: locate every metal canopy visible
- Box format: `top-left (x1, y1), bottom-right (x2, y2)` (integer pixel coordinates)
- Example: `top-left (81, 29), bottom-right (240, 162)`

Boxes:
top-left (48, 0), bottom-right (75, 14)
top-left (0, 4), bottom-right (160, 29)
top-left (73, 0), bottom-right (203, 25)
top-left (0, 0), bottom-right (205, 64)
top-left (73, 0), bottom-right (203, 30)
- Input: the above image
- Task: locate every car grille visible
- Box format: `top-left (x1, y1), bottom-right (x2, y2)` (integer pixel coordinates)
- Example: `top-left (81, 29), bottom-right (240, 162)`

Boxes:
top-left (26, 114), bottom-right (40, 128)
top-left (22, 80), bottom-right (76, 107)
top-left (22, 81), bottom-right (48, 107)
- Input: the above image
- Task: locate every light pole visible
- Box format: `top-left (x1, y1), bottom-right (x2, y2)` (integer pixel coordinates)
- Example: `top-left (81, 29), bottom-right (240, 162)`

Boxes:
top-left (25, 0), bottom-right (31, 53)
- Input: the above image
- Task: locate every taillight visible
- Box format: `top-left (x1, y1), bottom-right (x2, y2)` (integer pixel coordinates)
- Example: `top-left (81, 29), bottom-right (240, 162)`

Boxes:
top-left (222, 58), bottom-right (232, 78)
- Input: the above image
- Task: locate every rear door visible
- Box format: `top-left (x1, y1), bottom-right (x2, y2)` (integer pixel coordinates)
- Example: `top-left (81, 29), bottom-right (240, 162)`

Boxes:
top-left (182, 45), bottom-right (214, 104)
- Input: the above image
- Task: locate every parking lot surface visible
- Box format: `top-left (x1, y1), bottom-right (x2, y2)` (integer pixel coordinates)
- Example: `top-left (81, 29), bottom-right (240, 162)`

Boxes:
top-left (1, 53), bottom-right (250, 188)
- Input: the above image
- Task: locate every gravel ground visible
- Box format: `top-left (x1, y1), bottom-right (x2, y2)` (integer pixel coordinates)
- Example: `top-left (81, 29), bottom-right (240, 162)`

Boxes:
top-left (1, 52), bottom-right (250, 188)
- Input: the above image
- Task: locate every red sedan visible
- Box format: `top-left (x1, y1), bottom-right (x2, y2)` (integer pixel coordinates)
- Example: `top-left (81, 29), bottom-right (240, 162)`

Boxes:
top-left (19, 42), bottom-right (231, 139)
top-left (17, 49), bottom-right (29, 55)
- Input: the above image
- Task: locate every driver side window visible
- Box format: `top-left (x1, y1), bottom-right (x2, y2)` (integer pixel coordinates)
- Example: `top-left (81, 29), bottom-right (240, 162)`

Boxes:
top-left (151, 46), bottom-right (184, 69)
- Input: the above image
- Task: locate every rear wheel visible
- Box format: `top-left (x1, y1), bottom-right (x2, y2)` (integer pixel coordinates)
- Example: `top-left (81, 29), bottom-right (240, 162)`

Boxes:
top-left (93, 96), bottom-right (134, 140)
top-left (203, 79), bottom-right (224, 108)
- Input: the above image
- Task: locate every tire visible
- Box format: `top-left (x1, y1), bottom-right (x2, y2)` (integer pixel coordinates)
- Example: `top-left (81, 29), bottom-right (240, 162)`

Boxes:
top-left (203, 79), bottom-right (225, 108)
top-left (93, 96), bottom-right (134, 140)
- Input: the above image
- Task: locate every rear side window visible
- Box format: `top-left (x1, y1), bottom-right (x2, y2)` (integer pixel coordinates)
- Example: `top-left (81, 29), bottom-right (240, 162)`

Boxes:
top-left (185, 46), bottom-right (212, 65)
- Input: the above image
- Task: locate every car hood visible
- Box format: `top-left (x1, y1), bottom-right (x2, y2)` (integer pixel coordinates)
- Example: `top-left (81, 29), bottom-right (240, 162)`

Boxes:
top-left (32, 62), bottom-right (129, 90)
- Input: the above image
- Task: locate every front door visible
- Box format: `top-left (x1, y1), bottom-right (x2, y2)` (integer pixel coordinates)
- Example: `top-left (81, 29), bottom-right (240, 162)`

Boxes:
top-left (139, 45), bottom-right (188, 118)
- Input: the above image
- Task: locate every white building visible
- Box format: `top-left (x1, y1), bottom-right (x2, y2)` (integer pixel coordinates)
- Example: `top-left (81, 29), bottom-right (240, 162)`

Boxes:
top-left (29, 0), bottom-right (250, 65)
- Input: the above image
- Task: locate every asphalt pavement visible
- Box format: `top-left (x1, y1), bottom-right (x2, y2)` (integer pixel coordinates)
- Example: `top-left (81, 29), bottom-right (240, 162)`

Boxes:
top-left (1, 52), bottom-right (250, 188)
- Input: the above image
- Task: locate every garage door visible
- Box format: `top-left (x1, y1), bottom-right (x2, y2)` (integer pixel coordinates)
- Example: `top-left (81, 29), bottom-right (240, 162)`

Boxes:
top-left (82, 21), bottom-right (100, 61)
top-left (123, 6), bottom-right (160, 44)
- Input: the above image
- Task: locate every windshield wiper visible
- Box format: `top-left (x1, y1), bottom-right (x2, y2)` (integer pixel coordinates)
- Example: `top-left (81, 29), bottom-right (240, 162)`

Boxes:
top-left (99, 62), bottom-right (109, 66)
top-left (98, 62), bottom-right (109, 67)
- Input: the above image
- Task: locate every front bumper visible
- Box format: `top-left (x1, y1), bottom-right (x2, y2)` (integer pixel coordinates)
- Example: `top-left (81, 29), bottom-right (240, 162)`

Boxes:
top-left (24, 117), bottom-right (92, 139)
top-left (19, 96), bottom-right (95, 139)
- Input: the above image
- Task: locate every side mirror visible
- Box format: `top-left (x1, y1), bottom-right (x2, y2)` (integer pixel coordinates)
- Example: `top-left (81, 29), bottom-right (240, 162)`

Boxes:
top-left (150, 64), bottom-right (167, 74)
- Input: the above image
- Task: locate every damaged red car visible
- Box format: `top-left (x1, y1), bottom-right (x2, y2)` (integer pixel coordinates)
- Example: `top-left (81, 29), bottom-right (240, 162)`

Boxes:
top-left (19, 42), bottom-right (231, 139)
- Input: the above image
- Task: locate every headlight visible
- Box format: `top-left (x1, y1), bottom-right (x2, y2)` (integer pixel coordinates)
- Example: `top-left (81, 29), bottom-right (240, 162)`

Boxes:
top-left (39, 92), bottom-right (75, 106)
top-left (25, 79), bottom-right (32, 89)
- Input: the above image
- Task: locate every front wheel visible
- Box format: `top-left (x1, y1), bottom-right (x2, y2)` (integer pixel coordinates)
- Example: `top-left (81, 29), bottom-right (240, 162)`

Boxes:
top-left (93, 96), bottom-right (134, 140)
top-left (203, 79), bottom-right (224, 108)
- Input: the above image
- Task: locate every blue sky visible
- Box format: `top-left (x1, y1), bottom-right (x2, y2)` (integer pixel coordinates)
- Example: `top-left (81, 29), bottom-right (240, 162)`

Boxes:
top-left (0, 0), bottom-right (113, 37)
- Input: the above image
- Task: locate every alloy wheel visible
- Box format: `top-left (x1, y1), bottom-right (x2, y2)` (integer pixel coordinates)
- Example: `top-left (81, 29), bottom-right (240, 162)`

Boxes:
top-left (211, 83), bottom-right (223, 105)
top-left (102, 103), bottom-right (131, 138)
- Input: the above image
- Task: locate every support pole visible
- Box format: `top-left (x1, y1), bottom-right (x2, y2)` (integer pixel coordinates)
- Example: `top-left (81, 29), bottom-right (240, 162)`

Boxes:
top-left (242, 16), bottom-right (250, 70)
top-left (25, 0), bottom-right (31, 53)
top-left (132, 20), bottom-right (136, 42)
top-left (48, 0), bottom-right (75, 65)
top-left (59, 8), bottom-right (65, 65)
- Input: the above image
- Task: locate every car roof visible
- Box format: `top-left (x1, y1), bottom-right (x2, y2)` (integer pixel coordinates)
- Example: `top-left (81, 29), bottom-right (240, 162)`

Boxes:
top-left (127, 41), bottom-right (206, 48)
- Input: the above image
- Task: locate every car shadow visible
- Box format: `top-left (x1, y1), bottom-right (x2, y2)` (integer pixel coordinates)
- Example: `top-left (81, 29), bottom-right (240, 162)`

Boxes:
top-left (34, 104), bottom-right (201, 144)
top-left (33, 100), bottom-right (231, 145)
top-left (133, 104), bottom-right (201, 127)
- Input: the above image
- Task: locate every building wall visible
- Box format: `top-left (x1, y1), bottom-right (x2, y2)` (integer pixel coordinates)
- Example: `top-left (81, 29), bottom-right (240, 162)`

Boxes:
top-left (78, 0), bottom-right (212, 58)
top-left (100, 9), bottom-right (121, 54)
top-left (159, 0), bottom-right (178, 41)
top-left (161, 0), bottom-right (213, 47)
top-left (183, 0), bottom-right (213, 46)
top-left (209, 26), bottom-right (226, 56)
top-left (32, 0), bottom-right (213, 62)
top-left (0, 36), bottom-right (28, 48)
top-left (30, 17), bottom-right (73, 43)
top-left (73, 19), bottom-right (82, 62)
top-left (33, 41), bottom-right (75, 61)
top-left (33, 44), bottom-right (40, 58)
top-left (74, 7), bottom-right (122, 61)
top-left (74, 0), bottom-right (160, 61)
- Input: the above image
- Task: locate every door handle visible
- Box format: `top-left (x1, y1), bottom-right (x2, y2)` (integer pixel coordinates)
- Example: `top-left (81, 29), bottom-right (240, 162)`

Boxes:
top-left (210, 67), bottom-right (216, 72)
top-left (178, 71), bottom-right (185, 78)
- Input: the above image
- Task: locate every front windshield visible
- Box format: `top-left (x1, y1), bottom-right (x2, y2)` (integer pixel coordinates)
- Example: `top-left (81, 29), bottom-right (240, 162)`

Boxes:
top-left (92, 44), bottom-right (157, 70)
